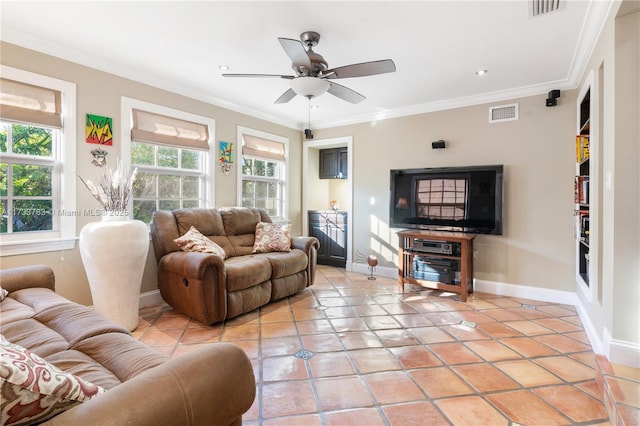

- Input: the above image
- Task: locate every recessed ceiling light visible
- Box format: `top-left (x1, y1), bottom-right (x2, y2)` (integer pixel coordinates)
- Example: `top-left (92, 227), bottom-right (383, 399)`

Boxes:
top-left (218, 65), bottom-right (230, 71)
top-left (475, 69), bottom-right (488, 76)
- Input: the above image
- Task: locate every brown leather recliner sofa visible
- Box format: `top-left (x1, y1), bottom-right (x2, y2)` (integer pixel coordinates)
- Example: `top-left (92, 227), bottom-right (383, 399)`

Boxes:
top-left (150, 207), bottom-right (320, 325)
top-left (0, 264), bottom-right (255, 425)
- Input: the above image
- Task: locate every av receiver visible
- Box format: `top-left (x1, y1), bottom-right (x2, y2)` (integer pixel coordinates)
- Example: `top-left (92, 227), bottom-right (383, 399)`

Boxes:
top-left (412, 239), bottom-right (460, 256)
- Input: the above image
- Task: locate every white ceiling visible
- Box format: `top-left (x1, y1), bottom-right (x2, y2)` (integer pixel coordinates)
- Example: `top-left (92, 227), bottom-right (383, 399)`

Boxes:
top-left (0, 1), bottom-right (612, 130)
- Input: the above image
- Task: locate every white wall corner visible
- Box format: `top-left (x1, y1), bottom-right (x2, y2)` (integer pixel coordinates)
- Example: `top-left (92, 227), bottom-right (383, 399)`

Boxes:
top-left (602, 327), bottom-right (640, 369)
top-left (575, 298), bottom-right (605, 355)
top-left (139, 289), bottom-right (164, 309)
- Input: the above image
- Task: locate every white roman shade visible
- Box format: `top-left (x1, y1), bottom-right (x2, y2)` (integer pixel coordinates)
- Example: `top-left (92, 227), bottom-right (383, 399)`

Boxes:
top-left (242, 134), bottom-right (286, 162)
top-left (0, 77), bottom-right (63, 128)
top-left (131, 108), bottom-right (209, 150)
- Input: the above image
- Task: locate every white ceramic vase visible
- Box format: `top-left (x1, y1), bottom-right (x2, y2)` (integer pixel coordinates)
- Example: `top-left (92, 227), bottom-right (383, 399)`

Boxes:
top-left (79, 214), bottom-right (149, 331)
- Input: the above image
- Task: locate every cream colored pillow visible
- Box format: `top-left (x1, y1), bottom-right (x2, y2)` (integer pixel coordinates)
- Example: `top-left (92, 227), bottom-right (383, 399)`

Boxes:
top-left (174, 226), bottom-right (226, 258)
top-left (252, 222), bottom-right (291, 253)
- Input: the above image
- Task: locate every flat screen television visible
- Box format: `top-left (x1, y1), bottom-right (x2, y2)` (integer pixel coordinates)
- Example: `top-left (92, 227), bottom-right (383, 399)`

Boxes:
top-left (389, 165), bottom-right (504, 235)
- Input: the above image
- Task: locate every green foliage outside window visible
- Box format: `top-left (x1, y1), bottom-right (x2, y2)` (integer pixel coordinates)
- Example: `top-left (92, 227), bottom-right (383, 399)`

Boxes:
top-left (0, 123), bottom-right (55, 233)
top-left (241, 156), bottom-right (282, 218)
top-left (158, 146), bottom-right (179, 168)
top-left (131, 142), bottom-right (203, 224)
top-left (131, 143), bottom-right (154, 166)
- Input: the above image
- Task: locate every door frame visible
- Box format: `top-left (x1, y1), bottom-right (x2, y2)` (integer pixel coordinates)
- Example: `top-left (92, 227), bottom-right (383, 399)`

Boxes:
top-left (302, 136), bottom-right (353, 268)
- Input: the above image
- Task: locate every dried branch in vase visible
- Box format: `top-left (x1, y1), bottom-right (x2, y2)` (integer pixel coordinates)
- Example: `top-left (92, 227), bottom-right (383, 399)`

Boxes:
top-left (79, 160), bottom-right (138, 213)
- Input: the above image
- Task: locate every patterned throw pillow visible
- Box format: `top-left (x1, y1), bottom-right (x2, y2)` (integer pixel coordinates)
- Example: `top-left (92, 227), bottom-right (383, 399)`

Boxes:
top-left (174, 226), bottom-right (226, 259)
top-left (0, 335), bottom-right (106, 425)
top-left (0, 287), bottom-right (7, 301)
top-left (252, 222), bottom-right (291, 253)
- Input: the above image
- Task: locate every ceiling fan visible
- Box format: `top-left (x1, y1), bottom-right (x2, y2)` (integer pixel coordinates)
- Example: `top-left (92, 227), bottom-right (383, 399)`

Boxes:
top-left (222, 31), bottom-right (396, 104)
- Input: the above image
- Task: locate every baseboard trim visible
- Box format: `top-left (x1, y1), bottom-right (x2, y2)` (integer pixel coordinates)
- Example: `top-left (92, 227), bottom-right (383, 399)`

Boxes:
top-left (610, 340), bottom-right (640, 368)
top-left (603, 327), bottom-right (640, 368)
top-left (348, 262), bottom-right (398, 280)
top-left (474, 279), bottom-right (580, 305)
top-left (348, 266), bottom-right (583, 306)
top-left (139, 289), bottom-right (163, 308)
top-left (574, 299), bottom-right (605, 355)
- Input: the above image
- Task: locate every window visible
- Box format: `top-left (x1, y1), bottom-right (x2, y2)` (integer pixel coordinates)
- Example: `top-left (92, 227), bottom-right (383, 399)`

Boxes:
top-left (121, 98), bottom-right (214, 224)
top-left (238, 127), bottom-right (288, 220)
top-left (1, 123), bottom-right (56, 233)
top-left (415, 178), bottom-right (467, 220)
top-left (0, 66), bottom-right (76, 256)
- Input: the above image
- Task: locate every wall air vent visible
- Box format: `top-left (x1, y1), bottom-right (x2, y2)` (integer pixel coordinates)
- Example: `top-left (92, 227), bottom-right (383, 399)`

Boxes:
top-left (489, 103), bottom-right (519, 123)
top-left (529, 0), bottom-right (565, 18)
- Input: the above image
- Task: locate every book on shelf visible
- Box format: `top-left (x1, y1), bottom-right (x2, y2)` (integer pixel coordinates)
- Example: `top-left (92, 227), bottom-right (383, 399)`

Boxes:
top-left (575, 135), bottom-right (590, 163)
top-left (574, 210), bottom-right (589, 242)
top-left (574, 175), bottom-right (590, 204)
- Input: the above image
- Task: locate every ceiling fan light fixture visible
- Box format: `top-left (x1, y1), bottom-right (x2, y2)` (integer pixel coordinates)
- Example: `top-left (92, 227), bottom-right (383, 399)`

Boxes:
top-left (290, 77), bottom-right (330, 98)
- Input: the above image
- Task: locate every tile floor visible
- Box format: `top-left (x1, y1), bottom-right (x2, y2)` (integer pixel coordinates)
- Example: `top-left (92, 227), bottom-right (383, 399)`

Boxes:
top-left (134, 266), bottom-right (639, 425)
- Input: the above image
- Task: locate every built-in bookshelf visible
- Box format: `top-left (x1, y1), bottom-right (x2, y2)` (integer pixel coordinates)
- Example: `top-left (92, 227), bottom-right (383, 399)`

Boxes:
top-left (575, 89), bottom-right (590, 286)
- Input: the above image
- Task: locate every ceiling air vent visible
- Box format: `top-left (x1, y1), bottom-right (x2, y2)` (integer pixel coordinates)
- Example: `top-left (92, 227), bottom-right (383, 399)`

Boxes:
top-left (489, 103), bottom-right (519, 123)
top-left (529, 0), bottom-right (565, 18)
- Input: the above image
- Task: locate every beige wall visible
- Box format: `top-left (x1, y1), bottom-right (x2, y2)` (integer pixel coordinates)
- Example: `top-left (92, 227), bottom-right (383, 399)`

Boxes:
top-left (305, 148), bottom-right (330, 211)
top-left (311, 92), bottom-right (578, 291)
top-left (611, 8), bottom-right (639, 344)
top-left (0, 41), bottom-right (303, 306)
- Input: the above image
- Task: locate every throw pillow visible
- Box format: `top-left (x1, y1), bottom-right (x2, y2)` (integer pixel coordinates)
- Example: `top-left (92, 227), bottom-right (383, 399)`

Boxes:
top-left (252, 222), bottom-right (291, 253)
top-left (174, 226), bottom-right (226, 259)
top-left (0, 335), bottom-right (106, 425)
top-left (0, 287), bottom-right (8, 301)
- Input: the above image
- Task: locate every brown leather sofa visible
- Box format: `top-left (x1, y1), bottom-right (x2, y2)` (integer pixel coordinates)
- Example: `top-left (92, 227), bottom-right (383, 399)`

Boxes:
top-left (0, 265), bottom-right (255, 426)
top-left (150, 207), bottom-right (320, 324)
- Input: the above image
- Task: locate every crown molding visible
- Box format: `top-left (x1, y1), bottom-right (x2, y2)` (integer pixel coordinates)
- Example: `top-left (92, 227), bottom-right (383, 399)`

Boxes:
top-left (1, 0), bottom-right (612, 132)
top-left (312, 78), bottom-right (577, 129)
top-left (0, 28), bottom-right (300, 130)
top-left (313, 0), bottom-right (613, 130)
top-left (565, 0), bottom-right (616, 90)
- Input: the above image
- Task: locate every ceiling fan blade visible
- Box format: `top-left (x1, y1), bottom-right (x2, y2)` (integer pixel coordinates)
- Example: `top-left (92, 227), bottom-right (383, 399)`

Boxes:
top-left (222, 73), bottom-right (294, 79)
top-left (327, 81), bottom-right (366, 104)
top-left (278, 38), bottom-right (311, 68)
top-left (274, 88), bottom-right (297, 104)
top-left (325, 59), bottom-right (396, 79)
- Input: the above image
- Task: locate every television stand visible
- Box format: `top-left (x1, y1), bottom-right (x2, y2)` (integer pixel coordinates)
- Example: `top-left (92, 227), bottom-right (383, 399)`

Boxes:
top-left (397, 230), bottom-right (475, 302)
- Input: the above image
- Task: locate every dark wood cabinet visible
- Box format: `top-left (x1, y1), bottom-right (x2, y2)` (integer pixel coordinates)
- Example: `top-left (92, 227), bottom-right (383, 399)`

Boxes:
top-left (308, 211), bottom-right (347, 267)
top-left (319, 148), bottom-right (348, 179)
top-left (338, 148), bottom-right (348, 179)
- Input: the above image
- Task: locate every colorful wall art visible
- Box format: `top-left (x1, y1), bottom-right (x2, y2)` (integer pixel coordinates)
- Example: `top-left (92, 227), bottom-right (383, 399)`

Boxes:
top-left (219, 141), bottom-right (234, 164)
top-left (219, 141), bottom-right (234, 174)
top-left (86, 114), bottom-right (113, 145)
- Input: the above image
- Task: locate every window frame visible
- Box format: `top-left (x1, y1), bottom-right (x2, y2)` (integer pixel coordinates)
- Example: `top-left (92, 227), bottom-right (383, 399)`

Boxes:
top-left (0, 66), bottom-right (76, 256)
top-left (121, 97), bottom-right (215, 221)
top-left (236, 126), bottom-right (289, 221)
